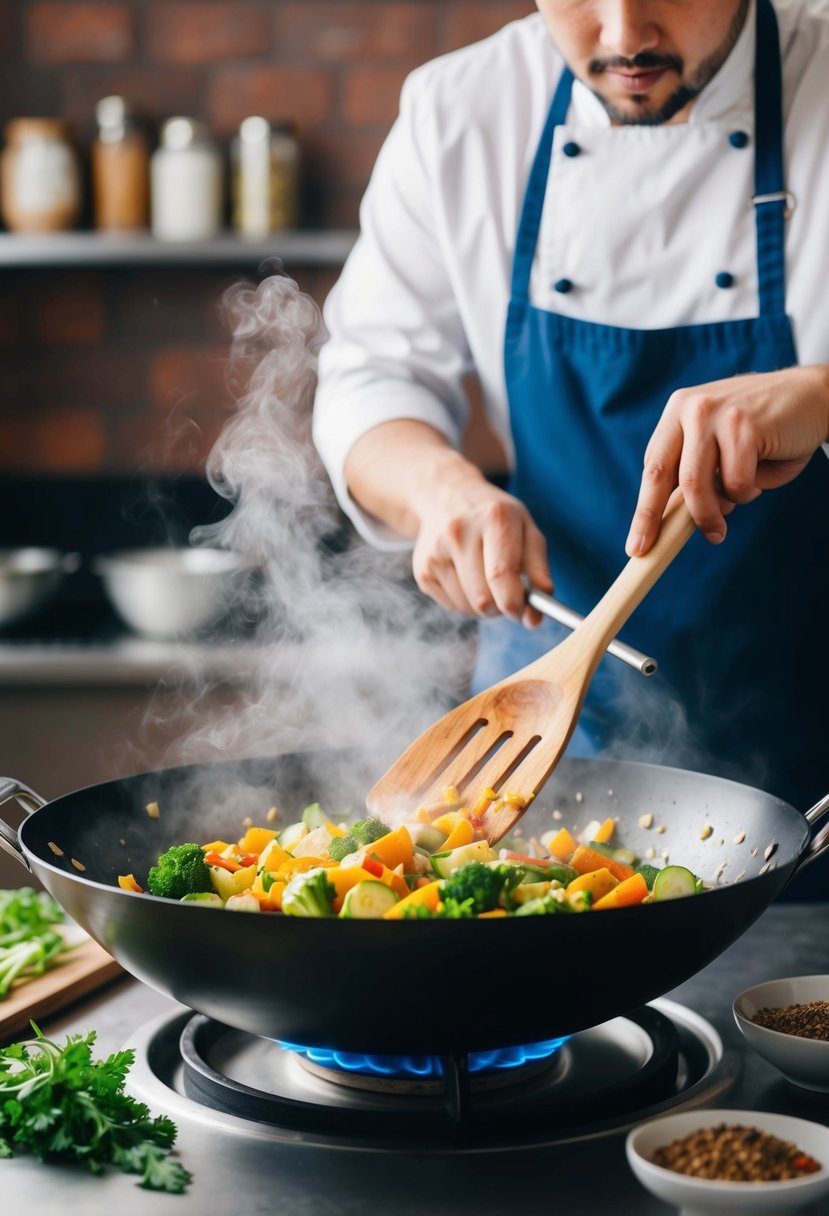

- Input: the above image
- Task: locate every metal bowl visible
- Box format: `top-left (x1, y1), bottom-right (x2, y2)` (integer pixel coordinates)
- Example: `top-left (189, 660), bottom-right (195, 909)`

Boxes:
top-left (0, 548), bottom-right (79, 629)
top-left (94, 547), bottom-right (257, 640)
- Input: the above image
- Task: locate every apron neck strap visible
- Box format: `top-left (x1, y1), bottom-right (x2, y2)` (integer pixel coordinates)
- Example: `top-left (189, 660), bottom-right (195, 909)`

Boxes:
top-left (510, 0), bottom-right (788, 317)
top-left (753, 0), bottom-right (787, 317)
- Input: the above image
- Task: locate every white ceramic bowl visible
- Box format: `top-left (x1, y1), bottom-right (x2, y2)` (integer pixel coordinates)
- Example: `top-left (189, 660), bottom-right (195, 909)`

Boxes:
top-left (626, 1108), bottom-right (829, 1216)
top-left (94, 547), bottom-right (257, 640)
top-left (0, 547), bottom-right (79, 628)
top-left (733, 976), bottom-right (829, 1093)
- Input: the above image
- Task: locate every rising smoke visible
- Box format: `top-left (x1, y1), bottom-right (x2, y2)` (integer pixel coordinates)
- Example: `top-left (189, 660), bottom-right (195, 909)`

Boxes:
top-left (158, 271), bottom-right (474, 813)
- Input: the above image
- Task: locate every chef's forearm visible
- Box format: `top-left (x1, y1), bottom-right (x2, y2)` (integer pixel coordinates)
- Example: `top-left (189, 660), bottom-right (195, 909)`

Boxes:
top-left (344, 419), bottom-right (488, 539)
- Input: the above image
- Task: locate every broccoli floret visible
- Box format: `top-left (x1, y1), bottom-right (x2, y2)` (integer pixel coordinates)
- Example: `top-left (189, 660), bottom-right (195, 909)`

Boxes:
top-left (328, 816), bottom-right (390, 862)
top-left (634, 863), bottom-right (662, 892)
top-left (440, 862), bottom-right (515, 916)
top-left (281, 867), bottom-right (336, 918)
top-left (147, 843), bottom-right (212, 900)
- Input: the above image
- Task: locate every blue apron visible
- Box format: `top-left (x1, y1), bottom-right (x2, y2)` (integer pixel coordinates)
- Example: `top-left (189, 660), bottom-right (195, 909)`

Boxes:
top-left (482, 0), bottom-right (829, 894)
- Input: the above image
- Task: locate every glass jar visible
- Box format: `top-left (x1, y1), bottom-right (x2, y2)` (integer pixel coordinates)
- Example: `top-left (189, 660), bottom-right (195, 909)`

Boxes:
top-left (231, 116), bottom-right (299, 238)
top-left (92, 96), bottom-right (150, 231)
top-left (0, 118), bottom-right (81, 233)
top-left (150, 117), bottom-right (222, 241)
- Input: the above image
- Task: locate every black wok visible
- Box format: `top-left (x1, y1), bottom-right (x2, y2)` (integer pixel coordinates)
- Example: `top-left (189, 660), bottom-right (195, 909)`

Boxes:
top-left (1, 753), bottom-right (827, 1054)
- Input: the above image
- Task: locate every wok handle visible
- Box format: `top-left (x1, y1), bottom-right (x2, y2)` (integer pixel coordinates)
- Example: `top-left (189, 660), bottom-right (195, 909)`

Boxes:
top-left (0, 776), bottom-right (46, 872)
top-left (798, 791), bottom-right (829, 869)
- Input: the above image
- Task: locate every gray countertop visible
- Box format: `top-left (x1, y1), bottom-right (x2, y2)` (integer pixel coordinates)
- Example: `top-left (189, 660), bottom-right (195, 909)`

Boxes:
top-left (3, 902), bottom-right (828, 1215)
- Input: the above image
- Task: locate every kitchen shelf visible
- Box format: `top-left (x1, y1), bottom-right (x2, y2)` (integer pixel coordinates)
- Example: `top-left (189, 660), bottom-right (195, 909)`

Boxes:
top-left (0, 229), bottom-right (357, 268)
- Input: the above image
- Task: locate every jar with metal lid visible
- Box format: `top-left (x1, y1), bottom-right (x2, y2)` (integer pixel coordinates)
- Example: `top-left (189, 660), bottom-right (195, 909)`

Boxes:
top-left (92, 96), bottom-right (150, 231)
top-left (0, 118), bottom-right (81, 233)
top-left (231, 116), bottom-right (299, 238)
top-left (150, 117), bottom-right (223, 241)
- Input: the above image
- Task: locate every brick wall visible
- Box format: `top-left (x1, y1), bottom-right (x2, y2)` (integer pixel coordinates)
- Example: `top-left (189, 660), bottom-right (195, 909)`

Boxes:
top-left (0, 1), bottom-right (533, 477)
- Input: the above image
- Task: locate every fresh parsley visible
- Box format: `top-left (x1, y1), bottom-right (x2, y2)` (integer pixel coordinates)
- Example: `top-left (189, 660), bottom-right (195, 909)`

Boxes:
top-left (0, 887), bottom-right (71, 999)
top-left (0, 1023), bottom-right (192, 1193)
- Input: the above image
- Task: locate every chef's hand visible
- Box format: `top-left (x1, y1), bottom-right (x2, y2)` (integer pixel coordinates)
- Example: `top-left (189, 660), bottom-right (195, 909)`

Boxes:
top-left (626, 365), bottom-right (829, 556)
top-left (344, 419), bottom-right (553, 625)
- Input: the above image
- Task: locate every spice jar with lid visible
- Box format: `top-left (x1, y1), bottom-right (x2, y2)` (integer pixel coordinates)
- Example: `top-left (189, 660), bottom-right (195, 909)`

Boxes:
top-left (0, 118), bottom-right (81, 233)
top-left (150, 117), bottom-right (223, 241)
top-left (92, 96), bottom-right (150, 231)
top-left (231, 116), bottom-right (299, 238)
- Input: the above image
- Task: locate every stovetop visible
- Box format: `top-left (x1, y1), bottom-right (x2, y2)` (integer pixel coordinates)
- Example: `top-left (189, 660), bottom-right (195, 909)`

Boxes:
top-left (4, 904), bottom-right (829, 1215)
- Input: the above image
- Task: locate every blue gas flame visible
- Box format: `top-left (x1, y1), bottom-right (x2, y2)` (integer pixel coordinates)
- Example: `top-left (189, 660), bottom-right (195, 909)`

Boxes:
top-left (279, 1036), bottom-right (569, 1079)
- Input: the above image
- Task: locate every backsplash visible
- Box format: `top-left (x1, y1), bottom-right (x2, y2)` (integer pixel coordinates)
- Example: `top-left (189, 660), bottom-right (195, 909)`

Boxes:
top-left (0, 1), bottom-right (530, 478)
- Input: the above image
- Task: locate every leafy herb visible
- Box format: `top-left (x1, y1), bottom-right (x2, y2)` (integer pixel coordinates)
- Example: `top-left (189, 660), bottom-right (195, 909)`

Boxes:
top-left (0, 888), bottom-right (71, 999)
top-left (0, 1024), bottom-right (191, 1193)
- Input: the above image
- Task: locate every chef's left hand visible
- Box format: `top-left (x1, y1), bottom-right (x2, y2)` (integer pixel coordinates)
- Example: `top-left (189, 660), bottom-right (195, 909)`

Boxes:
top-left (626, 364), bottom-right (829, 555)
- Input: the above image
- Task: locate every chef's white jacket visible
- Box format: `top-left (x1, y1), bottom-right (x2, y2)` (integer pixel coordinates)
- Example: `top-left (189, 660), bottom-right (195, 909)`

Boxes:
top-left (313, 0), bottom-right (829, 548)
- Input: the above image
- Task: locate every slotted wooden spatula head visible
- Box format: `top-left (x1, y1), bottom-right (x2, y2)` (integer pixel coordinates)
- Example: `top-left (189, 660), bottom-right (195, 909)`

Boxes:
top-left (367, 496), bottom-right (696, 843)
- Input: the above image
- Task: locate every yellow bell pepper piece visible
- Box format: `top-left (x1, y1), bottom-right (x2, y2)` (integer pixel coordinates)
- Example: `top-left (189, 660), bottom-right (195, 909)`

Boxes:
top-left (566, 867), bottom-right (619, 902)
top-left (592, 817), bottom-right (616, 844)
top-left (548, 827), bottom-right (578, 861)
top-left (441, 817), bottom-right (474, 851)
top-left (364, 825), bottom-right (415, 872)
top-left (118, 873), bottom-right (143, 893)
top-left (431, 810), bottom-right (464, 836)
top-left (237, 826), bottom-right (277, 855)
top-left (383, 880), bottom-right (442, 919)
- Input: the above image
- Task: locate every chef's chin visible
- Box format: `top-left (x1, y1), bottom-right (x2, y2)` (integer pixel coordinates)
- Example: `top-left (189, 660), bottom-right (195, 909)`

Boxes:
top-left (589, 81), bottom-right (700, 126)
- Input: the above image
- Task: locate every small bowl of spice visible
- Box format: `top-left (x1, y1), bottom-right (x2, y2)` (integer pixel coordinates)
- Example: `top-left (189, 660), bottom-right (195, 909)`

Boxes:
top-left (733, 975), bottom-right (829, 1092)
top-left (626, 1108), bottom-right (829, 1215)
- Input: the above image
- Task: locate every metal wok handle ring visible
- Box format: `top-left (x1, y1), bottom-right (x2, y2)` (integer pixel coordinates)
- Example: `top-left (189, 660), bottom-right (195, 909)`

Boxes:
top-left (0, 776), bottom-right (47, 872)
top-left (799, 791), bottom-right (829, 869)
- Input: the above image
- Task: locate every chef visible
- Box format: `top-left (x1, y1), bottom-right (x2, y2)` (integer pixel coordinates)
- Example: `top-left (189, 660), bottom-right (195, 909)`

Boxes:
top-left (313, 0), bottom-right (829, 894)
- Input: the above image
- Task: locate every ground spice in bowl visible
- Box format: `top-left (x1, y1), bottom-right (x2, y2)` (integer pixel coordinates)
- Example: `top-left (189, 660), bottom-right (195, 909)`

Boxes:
top-left (652, 1123), bottom-right (822, 1182)
top-left (751, 999), bottom-right (829, 1041)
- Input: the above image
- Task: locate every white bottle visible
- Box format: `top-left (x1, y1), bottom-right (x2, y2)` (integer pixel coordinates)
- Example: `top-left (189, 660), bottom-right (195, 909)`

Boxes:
top-left (150, 117), bottom-right (222, 241)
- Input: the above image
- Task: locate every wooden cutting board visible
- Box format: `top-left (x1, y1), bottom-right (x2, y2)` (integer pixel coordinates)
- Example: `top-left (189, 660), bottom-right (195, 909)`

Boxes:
top-left (0, 934), bottom-right (123, 1043)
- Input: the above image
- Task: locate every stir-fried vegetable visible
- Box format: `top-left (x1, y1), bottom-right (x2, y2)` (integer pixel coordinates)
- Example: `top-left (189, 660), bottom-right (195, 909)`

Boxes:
top-left (122, 794), bottom-right (706, 919)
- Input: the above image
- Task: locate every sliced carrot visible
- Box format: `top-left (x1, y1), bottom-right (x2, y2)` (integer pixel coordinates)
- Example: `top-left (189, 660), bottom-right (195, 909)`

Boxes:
top-left (570, 844), bottom-right (634, 884)
top-left (383, 879), bottom-right (442, 919)
top-left (592, 871), bottom-right (649, 910)
top-left (204, 850), bottom-right (242, 872)
top-left (478, 908), bottom-right (507, 918)
top-left (548, 827), bottom-right (578, 861)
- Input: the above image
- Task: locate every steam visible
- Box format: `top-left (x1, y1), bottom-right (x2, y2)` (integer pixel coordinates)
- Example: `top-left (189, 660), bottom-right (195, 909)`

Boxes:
top-left (158, 272), bottom-right (473, 812)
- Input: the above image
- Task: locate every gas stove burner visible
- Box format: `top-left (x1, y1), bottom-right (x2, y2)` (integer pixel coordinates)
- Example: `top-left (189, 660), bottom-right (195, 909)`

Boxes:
top-left (280, 1036), bottom-right (570, 1095)
top-left (169, 1000), bottom-right (737, 1149)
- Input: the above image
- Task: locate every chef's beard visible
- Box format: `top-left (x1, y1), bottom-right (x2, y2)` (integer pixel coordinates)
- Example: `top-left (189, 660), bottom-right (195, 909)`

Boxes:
top-left (587, 0), bottom-right (749, 126)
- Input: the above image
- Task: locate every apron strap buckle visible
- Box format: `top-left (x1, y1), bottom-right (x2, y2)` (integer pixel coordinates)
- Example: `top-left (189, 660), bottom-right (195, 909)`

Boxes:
top-left (751, 190), bottom-right (796, 219)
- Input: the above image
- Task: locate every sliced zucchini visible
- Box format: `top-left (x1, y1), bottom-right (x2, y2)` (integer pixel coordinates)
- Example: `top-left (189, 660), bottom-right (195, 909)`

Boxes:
top-left (180, 891), bottom-right (224, 907)
top-left (410, 825), bottom-right (449, 853)
top-left (277, 820), bottom-right (308, 851)
top-left (340, 880), bottom-right (399, 919)
top-left (302, 802), bottom-right (329, 831)
top-left (431, 839), bottom-right (497, 878)
top-left (652, 865), bottom-right (699, 901)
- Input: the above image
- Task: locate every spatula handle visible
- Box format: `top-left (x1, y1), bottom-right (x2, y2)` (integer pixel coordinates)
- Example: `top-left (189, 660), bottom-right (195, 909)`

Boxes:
top-left (573, 493), bottom-right (696, 669)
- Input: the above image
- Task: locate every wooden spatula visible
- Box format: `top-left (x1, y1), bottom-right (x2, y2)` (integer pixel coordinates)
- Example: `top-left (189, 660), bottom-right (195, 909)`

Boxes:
top-left (367, 495), bottom-right (696, 842)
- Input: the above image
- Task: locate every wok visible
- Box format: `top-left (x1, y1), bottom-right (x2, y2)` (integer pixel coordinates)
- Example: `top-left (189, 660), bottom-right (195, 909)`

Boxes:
top-left (1, 753), bottom-right (827, 1054)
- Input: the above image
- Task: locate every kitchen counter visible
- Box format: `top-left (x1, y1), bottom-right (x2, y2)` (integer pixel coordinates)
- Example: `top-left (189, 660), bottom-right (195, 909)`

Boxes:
top-left (3, 903), bottom-right (828, 1215)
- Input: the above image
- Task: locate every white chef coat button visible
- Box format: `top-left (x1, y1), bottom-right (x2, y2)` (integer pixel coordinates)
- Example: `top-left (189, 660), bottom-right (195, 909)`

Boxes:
top-left (553, 278), bottom-right (573, 293)
top-left (563, 141), bottom-right (581, 158)
top-left (728, 130), bottom-right (749, 148)
top-left (715, 271), bottom-right (735, 289)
